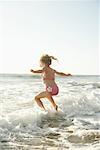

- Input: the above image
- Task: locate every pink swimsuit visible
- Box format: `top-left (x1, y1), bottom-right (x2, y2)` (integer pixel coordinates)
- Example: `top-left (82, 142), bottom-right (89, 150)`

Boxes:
top-left (43, 68), bottom-right (59, 96)
top-left (46, 84), bottom-right (59, 96)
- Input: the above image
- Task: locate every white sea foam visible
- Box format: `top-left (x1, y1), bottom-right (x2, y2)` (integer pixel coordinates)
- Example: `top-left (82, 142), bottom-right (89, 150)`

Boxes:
top-left (0, 75), bottom-right (100, 149)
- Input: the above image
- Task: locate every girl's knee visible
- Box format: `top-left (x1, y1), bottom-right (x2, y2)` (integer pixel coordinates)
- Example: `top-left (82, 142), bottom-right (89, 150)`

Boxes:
top-left (34, 95), bottom-right (39, 101)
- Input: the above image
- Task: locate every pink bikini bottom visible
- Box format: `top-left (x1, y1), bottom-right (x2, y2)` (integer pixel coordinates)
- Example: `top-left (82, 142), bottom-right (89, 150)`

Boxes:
top-left (46, 84), bottom-right (59, 96)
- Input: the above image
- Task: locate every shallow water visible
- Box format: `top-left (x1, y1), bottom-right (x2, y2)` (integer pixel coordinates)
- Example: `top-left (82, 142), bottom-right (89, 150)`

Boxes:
top-left (0, 74), bottom-right (100, 150)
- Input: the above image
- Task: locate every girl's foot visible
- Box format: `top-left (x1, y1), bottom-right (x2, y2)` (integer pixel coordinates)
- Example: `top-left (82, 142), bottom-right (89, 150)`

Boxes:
top-left (55, 105), bottom-right (58, 111)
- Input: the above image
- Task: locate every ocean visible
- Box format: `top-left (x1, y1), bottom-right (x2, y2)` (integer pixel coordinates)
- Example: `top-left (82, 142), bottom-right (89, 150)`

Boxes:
top-left (0, 74), bottom-right (100, 150)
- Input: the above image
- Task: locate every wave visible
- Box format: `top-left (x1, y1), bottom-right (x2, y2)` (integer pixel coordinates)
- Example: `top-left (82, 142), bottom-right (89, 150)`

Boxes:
top-left (0, 74), bottom-right (41, 79)
top-left (0, 75), bottom-right (100, 149)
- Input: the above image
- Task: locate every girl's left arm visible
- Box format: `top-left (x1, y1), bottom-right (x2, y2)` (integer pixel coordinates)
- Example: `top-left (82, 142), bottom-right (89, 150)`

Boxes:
top-left (55, 70), bottom-right (72, 76)
top-left (30, 69), bottom-right (43, 73)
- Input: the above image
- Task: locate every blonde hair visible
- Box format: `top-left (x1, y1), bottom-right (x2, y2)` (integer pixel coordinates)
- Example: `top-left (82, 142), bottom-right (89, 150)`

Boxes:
top-left (40, 54), bottom-right (57, 65)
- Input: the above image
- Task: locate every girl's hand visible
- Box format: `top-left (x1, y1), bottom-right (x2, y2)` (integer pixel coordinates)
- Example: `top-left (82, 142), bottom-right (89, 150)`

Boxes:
top-left (67, 73), bottom-right (72, 76)
top-left (30, 69), bottom-right (34, 73)
top-left (30, 69), bottom-right (42, 73)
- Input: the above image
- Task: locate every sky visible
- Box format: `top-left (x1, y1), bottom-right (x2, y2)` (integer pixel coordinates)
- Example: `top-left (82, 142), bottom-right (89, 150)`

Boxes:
top-left (0, 0), bottom-right (99, 75)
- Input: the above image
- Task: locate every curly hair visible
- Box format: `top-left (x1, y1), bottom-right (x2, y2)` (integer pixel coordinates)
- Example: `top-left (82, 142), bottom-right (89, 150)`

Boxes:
top-left (40, 54), bottom-right (57, 65)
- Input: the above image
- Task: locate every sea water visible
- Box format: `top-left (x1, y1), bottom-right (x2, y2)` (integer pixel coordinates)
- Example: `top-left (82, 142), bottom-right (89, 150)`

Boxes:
top-left (0, 74), bottom-right (100, 150)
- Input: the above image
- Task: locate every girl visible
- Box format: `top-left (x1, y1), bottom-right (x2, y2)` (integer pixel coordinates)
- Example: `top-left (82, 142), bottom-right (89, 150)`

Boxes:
top-left (30, 54), bottom-right (71, 111)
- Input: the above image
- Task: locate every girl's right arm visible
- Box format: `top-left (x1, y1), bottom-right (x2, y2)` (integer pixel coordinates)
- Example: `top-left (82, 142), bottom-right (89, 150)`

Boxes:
top-left (30, 69), bottom-right (43, 74)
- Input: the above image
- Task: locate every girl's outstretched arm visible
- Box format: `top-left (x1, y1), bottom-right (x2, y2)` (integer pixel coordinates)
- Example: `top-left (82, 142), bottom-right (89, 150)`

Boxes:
top-left (30, 69), bottom-right (43, 74)
top-left (55, 70), bottom-right (71, 76)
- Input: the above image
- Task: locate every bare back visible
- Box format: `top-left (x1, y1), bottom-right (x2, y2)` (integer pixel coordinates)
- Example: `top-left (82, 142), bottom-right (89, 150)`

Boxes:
top-left (42, 67), bottom-right (56, 86)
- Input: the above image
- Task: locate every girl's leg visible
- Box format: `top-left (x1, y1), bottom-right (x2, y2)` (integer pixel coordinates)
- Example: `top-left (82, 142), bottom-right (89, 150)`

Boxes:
top-left (35, 92), bottom-right (46, 110)
top-left (46, 94), bottom-right (58, 111)
top-left (34, 91), bottom-right (58, 111)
